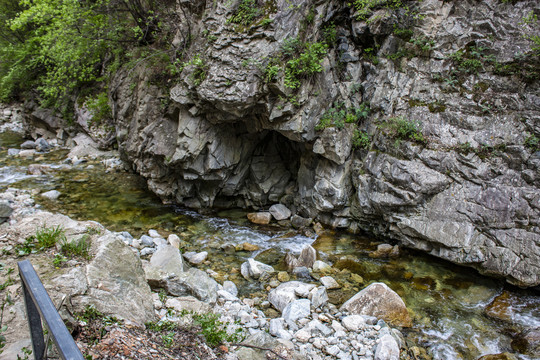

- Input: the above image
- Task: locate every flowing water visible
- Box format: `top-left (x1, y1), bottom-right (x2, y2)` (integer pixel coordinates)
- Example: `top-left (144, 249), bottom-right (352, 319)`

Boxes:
top-left (1, 131), bottom-right (539, 360)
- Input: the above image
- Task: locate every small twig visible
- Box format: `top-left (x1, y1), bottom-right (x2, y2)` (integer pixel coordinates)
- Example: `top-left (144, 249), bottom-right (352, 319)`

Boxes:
top-left (230, 343), bottom-right (288, 360)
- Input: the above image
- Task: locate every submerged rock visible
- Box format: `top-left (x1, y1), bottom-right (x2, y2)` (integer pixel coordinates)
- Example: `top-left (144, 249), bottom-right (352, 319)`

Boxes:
top-left (247, 212), bottom-right (272, 225)
top-left (340, 282), bottom-right (412, 328)
top-left (511, 328), bottom-right (540, 356)
top-left (41, 190), bottom-right (61, 200)
top-left (240, 258), bottom-right (274, 280)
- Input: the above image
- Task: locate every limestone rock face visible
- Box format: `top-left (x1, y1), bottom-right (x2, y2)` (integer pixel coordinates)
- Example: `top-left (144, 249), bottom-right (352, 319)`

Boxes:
top-left (101, 0), bottom-right (540, 287)
top-left (340, 282), bottom-right (412, 328)
top-left (73, 234), bottom-right (156, 324)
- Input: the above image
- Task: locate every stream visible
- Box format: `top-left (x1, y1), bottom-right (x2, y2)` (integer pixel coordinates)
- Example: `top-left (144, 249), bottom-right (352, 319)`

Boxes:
top-left (1, 130), bottom-right (539, 360)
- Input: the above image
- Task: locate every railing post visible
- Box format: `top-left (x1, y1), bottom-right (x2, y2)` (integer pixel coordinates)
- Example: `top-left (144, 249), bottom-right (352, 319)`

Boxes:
top-left (18, 260), bottom-right (84, 360)
top-left (21, 279), bottom-right (45, 360)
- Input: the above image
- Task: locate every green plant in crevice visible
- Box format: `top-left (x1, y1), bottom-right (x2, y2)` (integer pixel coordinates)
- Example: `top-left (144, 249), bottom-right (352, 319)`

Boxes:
top-left (352, 129), bottom-right (371, 149)
top-left (284, 41), bottom-right (328, 89)
top-left (380, 116), bottom-right (425, 145)
top-left (52, 254), bottom-right (68, 268)
top-left (315, 103), bottom-right (370, 130)
top-left (192, 312), bottom-right (244, 347)
top-left (60, 235), bottom-right (92, 260)
top-left (322, 23), bottom-right (337, 47)
top-left (36, 225), bottom-right (66, 249)
top-left (227, 0), bottom-right (261, 26)
top-left (524, 135), bottom-right (539, 151)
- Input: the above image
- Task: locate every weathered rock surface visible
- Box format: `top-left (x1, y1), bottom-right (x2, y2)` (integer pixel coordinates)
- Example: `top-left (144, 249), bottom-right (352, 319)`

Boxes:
top-left (20, 0), bottom-right (539, 286)
top-left (340, 282), bottom-right (412, 328)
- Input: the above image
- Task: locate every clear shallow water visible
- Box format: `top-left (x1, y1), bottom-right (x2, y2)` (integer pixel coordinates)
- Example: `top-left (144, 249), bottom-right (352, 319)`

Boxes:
top-left (1, 131), bottom-right (539, 360)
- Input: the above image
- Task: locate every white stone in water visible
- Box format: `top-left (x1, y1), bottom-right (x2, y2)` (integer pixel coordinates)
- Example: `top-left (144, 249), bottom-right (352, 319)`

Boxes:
top-left (312, 260), bottom-right (332, 272)
top-left (41, 190), bottom-right (61, 200)
top-left (320, 276), bottom-right (341, 289)
top-left (188, 251), bottom-right (208, 265)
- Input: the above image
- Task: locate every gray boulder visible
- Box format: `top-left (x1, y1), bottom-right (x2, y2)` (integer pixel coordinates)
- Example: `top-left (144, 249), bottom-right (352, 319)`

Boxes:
top-left (340, 282), bottom-right (412, 328)
top-left (268, 281), bottom-right (316, 312)
top-left (0, 203), bottom-right (13, 224)
top-left (240, 258), bottom-right (274, 280)
top-left (20, 140), bottom-right (36, 149)
top-left (269, 204), bottom-right (292, 220)
top-left (41, 190), bottom-right (61, 200)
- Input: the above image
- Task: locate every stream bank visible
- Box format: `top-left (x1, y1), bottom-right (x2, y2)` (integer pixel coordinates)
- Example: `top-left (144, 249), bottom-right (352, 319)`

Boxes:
top-left (1, 107), bottom-right (539, 359)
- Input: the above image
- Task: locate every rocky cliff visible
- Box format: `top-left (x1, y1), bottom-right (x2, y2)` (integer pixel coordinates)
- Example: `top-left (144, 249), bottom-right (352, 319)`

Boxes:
top-left (106, 0), bottom-right (540, 287)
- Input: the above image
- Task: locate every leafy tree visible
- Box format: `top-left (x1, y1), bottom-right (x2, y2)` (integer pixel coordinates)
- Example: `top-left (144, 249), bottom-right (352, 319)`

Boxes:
top-left (0, 0), bottom-right (165, 107)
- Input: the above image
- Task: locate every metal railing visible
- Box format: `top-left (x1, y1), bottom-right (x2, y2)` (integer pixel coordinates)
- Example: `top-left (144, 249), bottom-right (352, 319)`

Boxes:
top-left (18, 260), bottom-right (84, 360)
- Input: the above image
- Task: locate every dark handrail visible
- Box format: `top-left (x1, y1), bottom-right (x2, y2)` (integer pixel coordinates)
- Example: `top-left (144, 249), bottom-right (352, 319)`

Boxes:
top-left (18, 260), bottom-right (84, 360)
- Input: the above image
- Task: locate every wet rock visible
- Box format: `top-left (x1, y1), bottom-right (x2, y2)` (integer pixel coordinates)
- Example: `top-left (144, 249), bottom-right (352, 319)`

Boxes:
top-left (269, 204), bottom-right (292, 221)
top-left (41, 190), bottom-right (61, 200)
top-left (340, 282), bottom-right (412, 328)
top-left (277, 271), bottom-right (290, 282)
top-left (292, 266), bottom-right (312, 280)
top-left (320, 276), bottom-right (340, 290)
top-left (242, 242), bottom-right (260, 251)
top-left (284, 252), bottom-right (300, 271)
top-left (35, 137), bottom-right (51, 152)
top-left (290, 215), bottom-right (312, 229)
top-left (312, 260), bottom-right (332, 273)
top-left (247, 212), bottom-right (272, 225)
top-left (7, 148), bottom-right (20, 156)
top-left (240, 258), bottom-right (274, 280)
top-left (184, 251), bottom-right (208, 265)
top-left (27, 164), bottom-right (51, 175)
top-left (477, 353), bottom-right (518, 360)
top-left (485, 291), bottom-right (516, 322)
top-left (370, 244), bottom-right (399, 258)
top-left (20, 140), bottom-right (36, 149)
top-left (297, 245), bottom-right (317, 268)
top-left (511, 328), bottom-right (540, 356)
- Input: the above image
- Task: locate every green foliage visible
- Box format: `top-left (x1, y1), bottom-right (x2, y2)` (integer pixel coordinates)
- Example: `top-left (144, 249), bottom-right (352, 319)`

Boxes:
top-left (52, 254), bottom-right (68, 267)
top-left (14, 237), bottom-right (38, 256)
top-left (525, 135), bottom-right (539, 151)
top-left (381, 116), bottom-right (425, 144)
top-left (393, 25), bottom-right (413, 41)
top-left (281, 37), bottom-right (302, 57)
top-left (76, 305), bottom-right (119, 326)
top-left (352, 129), bottom-right (370, 149)
top-left (284, 41), bottom-right (328, 89)
top-left (228, 0), bottom-right (261, 26)
top-left (36, 225), bottom-right (66, 249)
top-left (448, 46), bottom-right (495, 74)
top-left (145, 319), bottom-right (178, 332)
top-left (315, 103), bottom-right (370, 130)
top-left (192, 313), bottom-right (244, 347)
top-left (0, 0), bottom-right (161, 105)
top-left (352, 0), bottom-right (406, 21)
top-left (60, 235), bottom-right (92, 260)
top-left (85, 92), bottom-right (111, 126)
top-left (322, 23), bottom-right (337, 47)
top-left (410, 36), bottom-right (435, 52)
